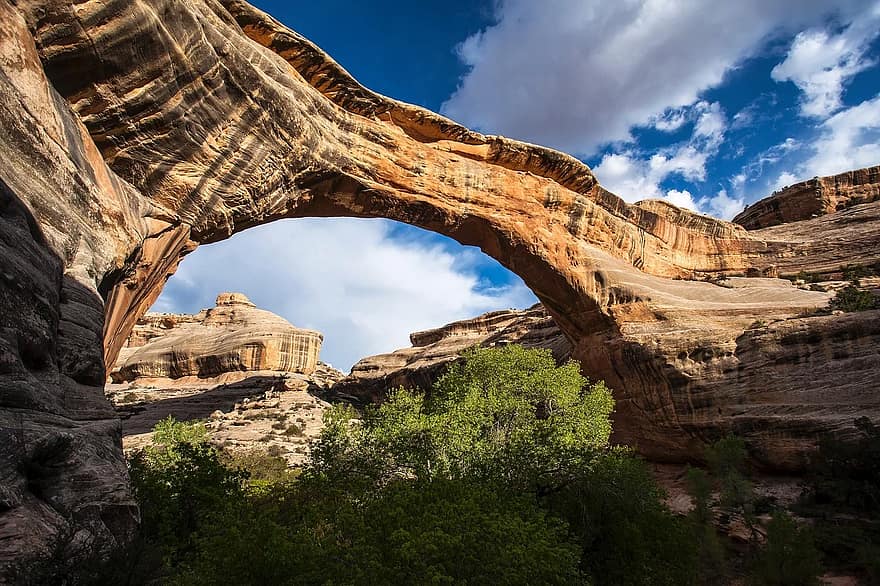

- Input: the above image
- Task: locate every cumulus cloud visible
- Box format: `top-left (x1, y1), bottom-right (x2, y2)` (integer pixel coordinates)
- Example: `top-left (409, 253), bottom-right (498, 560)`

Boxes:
top-left (663, 189), bottom-right (698, 211)
top-left (592, 100), bottom-right (747, 220)
top-left (771, 4), bottom-right (880, 118)
top-left (772, 171), bottom-right (800, 191)
top-left (443, 0), bottom-right (869, 155)
top-left (800, 94), bottom-right (880, 175)
top-left (593, 102), bottom-right (726, 204)
top-left (151, 219), bottom-right (536, 372)
top-left (700, 189), bottom-right (745, 220)
top-left (594, 147), bottom-right (708, 201)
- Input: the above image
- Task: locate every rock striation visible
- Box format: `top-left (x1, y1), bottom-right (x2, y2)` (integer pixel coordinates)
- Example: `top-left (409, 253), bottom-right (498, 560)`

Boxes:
top-left (110, 293), bottom-right (322, 382)
top-left (332, 305), bottom-right (571, 404)
top-left (733, 166), bottom-right (880, 230)
top-left (0, 0), bottom-right (879, 562)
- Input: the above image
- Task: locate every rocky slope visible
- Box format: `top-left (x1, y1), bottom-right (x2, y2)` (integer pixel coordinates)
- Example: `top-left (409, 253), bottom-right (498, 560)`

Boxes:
top-left (108, 365), bottom-right (343, 467)
top-left (111, 293), bottom-right (323, 382)
top-left (332, 305), bottom-right (571, 403)
top-left (106, 294), bottom-right (340, 466)
top-left (0, 0), bottom-right (878, 561)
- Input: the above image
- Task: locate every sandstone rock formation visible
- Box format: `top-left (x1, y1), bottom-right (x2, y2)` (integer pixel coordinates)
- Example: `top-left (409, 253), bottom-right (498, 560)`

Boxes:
top-left (332, 305), bottom-right (570, 404)
top-left (111, 293), bottom-right (323, 382)
top-left (105, 293), bottom-right (334, 466)
top-left (1, 0), bottom-right (879, 562)
top-left (733, 166), bottom-right (880, 230)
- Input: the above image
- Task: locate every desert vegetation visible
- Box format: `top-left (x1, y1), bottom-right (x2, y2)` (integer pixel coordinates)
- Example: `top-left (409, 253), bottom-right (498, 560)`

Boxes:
top-left (6, 346), bottom-right (877, 585)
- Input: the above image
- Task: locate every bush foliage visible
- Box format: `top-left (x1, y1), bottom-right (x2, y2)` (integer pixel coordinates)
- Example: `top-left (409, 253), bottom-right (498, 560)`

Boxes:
top-left (9, 345), bottom-right (853, 584)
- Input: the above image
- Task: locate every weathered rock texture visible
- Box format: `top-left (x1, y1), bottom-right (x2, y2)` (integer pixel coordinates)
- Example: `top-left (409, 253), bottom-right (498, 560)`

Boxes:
top-left (1, 0), bottom-right (879, 562)
top-left (110, 293), bottom-right (322, 382)
top-left (332, 305), bottom-right (571, 404)
top-left (733, 166), bottom-right (880, 230)
top-left (107, 364), bottom-right (344, 467)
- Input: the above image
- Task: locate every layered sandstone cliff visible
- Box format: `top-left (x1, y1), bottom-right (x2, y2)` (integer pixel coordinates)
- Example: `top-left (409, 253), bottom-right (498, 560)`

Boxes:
top-left (106, 294), bottom-right (338, 466)
top-left (0, 0), bottom-right (879, 562)
top-left (733, 166), bottom-right (880, 230)
top-left (111, 293), bottom-right (322, 382)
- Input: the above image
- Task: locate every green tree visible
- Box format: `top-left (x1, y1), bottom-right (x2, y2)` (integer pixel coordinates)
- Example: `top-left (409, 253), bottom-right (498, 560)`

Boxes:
top-left (178, 478), bottom-right (584, 585)
top-left (312, 345), bottom-right (614, 491)
top-left (706, 435), bottom-right (758, 538)
top-left (545, 449), bottom-right (699, 586)
top-left (751, 512), bottom-right (822, 586)
top-left (831, 285), bottom-right (877, 312)
top-left (128, 419), bottom-right (247, 566)
top-left (685, 466), bottom-right (727, 581)
top-left (807, 417), bottom-right (880, 511)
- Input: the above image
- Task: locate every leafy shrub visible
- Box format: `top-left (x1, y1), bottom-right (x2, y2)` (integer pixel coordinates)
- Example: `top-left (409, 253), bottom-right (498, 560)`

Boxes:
top-left (685, 466), bottom-right (727, 581)
top-left (706, 435), bottom-right (756, 523)
top-left (545, 449), bottom-right (699, 586)
top-left (841, 263), bottom-right (877, 282)
top-left (19, 346), bottom-right (706, 585)
top-left (283, 423), bottom-right (304, 436)
top-left (221, 448), bottom-right (293, 485)
top-left (128, 420), bottom-right (247, 566)
top-left (831, 286), bottom-right (878, 312)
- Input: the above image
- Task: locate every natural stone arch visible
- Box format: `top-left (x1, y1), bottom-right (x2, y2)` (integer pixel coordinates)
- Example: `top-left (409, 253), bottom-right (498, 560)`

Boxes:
top-left (12, 0), bottom-right (869, 459)
top-left (2, 0), bottom-right (879, 561)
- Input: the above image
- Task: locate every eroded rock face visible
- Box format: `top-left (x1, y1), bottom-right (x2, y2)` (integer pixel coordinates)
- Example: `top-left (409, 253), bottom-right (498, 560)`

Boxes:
top-left (107, 365), bottom-right (344, 467)
top-left (1, 0), bottom-right (879, 562)
top-left (110, 293), bottom-right (323, 382)
top-left (332, 305), bottom-right (571, 404)
top-left (733, 166), bottom-right (880, 230)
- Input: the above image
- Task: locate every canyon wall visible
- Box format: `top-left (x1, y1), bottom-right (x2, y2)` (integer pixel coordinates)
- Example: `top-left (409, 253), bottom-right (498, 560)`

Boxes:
top-left (733, 165), bottom-right (880, 230)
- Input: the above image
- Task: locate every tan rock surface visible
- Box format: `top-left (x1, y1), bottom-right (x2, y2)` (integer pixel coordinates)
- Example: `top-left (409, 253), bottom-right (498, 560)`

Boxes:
top-left (111, 293), bottom-right (323, 382)
top-left (0, 0), bottom-right (879, 561)
top-left (107, 365), bottom-right (344, 467)
top-left (733, 166), bottom-right (880, 229)
top-left (332, 305), bottom-right (571, 404)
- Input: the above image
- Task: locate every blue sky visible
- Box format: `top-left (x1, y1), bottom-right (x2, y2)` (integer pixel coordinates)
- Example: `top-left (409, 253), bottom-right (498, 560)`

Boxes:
top-left (154, 0), bottom-right (880, 370)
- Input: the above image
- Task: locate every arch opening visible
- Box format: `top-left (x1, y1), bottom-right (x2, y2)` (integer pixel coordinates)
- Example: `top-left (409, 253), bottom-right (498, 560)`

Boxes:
top-left (147, 217), bottom-right (540, 372)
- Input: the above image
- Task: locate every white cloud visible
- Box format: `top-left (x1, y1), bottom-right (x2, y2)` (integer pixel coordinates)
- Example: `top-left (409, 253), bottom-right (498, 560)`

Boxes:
top-left (595, 146), bottom-right (710, 201)
top-left (663, 189), bottom-right (698, 211)
top-left (772, 171), bottom-right (800, 191)
top-left (800, 94), bottom-right (880, 176)
top-left (592, 103), bottom-right (746, 219)
top-left (700, 189), bottom-right (745, 220)
top-left (732, 137), bottom-right (803, 191)
top-left (594, 102), bottom-right (726, 203)
top-left (151, 219), bottom-right (537, 372)
top-left (771, 5), bottom-right (880, 118)
top-left (694, 101), bottom-right (727, 142)
top-left (443, 0), bottom-right (870, 155)
top-left (652, 108), bottom-right (688, 132)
